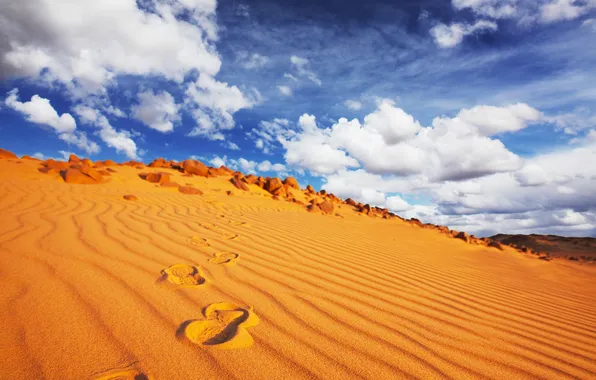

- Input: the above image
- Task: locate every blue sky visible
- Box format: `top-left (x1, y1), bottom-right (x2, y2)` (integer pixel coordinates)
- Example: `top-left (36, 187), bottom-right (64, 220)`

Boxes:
top-left (1, 0), bottom-right (595, 237)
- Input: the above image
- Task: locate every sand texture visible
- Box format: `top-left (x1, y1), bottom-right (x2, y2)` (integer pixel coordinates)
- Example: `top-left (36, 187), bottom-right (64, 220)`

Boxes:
top-left (1, 157), bottom-right (595, 380)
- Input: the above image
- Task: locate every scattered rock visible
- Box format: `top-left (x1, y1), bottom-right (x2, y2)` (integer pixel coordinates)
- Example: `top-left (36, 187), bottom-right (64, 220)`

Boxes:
top-left (283, 176), bottom-right (300, 189)
top-left (358, 204), bottom-right (371, 215)
top-left (148, 158), bottom-right (170, 168)
top-left (226, 190), bottom-right (234, 196)
top-left (319, 200), bottom-right (334, 214)
top-left (106, 168), bottom-right (117, 173)
top-left (181, 159), bottom-right (209, 177)
top-left (345, 198), bottom-right (357, 207)
top-left (0, 148), bottom-right (18, 159)
top-left (264, 177), bottom-right (285, 196)
top-left (123, 194), bottom-right (138, 201)
top-left (455, 231), bottom-right (470, 243)
top-left (140, 172), bottom-right (171, 184)
top-left (230, 177), bottom-right (249, 191)
top-left (61, 168), bottom-right (102, 184)
top-left (307, 204), bottom-right (321, 213)
top-left (178, 185), bottom-right (203, 195)
top-left (306, 185), bottom-right (316, 194)
top-left (487, 241), bottom-right (503, 250)
top-left (21, 155), bottom-right (40, 161)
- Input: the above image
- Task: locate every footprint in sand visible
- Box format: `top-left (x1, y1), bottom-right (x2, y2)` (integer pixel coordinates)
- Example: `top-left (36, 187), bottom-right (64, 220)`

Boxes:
top-left (228, 220), bottom-right (250, 228)
top-left (93, 365), bottom-right (148, 380)
top-left (199, 222), bottom-right (220, 232)
top-left (189, 235), bottom-right (211, 247)
top-left (159, 264), bottom-right (207, 287)
top-left (209, 252), bottom-right (239, 265)
top-left (221, 231), bottom-right (240, 240)
top-left (179, 302), bottom-right (259, 349)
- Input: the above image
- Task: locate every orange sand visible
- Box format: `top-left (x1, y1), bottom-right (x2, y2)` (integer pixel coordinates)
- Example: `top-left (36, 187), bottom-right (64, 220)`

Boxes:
top-left (0, 158), bottom-right (595, 379)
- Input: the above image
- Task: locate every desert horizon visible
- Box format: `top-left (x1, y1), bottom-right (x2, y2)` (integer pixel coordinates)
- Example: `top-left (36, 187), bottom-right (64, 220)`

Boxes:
top-left (1, 148), bottom-right (595, 379)
top-left (1, 1), bottom-right (595, 378)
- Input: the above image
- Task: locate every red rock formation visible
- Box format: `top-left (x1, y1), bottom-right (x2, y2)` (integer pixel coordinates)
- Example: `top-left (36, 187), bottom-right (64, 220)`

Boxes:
top-left (181, 159), bottom-right (209, 177)
top-left (21, 155), bottom-right (40, 161)
top-left (230, 177), bottom-right (249, 191)
top-left (68, 154), bottom-right (81, 164)
top-left (148, 158), bottom-right (170, 168)
top-left (61, 168), bottom-right (103, 184)
top-left (0, 148), bottom-right (18, 159)
top-left (160, 181), bottom-right (180, 188)
top-left (264, 177), bottom-right (285, 195)
top-left (123, 194), bottom-right (138, 201)
top-left (140, 172), bottom-right (171, 184)
top-left (345, 198), bottom-right (357, 207)
top-left (319, 200), bottom-right (334, 214)
top-left (243, 174), bottom-right (258, 185)
top-left (283, 177), bottom-right (300, 189)
top-left (454, 231), bottom-right (470, 243)
top-left (306, 185), bottom-right (316, 194)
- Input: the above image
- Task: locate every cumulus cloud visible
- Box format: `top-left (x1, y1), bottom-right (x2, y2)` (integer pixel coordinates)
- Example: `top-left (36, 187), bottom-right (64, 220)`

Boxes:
top-left (132, 90), bottom-right (180, 133)
top-left (73, 105), bottom-right (139, 159)
top-left (1, 0), bottom-right (257, 151)
top-left (5, 89), bottom-right (76, 134)
top-left (0, 0), bottom-right (220, 93)
top-left (257, 160), bottom-right (286, 172)
top-left (282, 100), bottom-right (530, 181)
top-left (186, 73), bottom-right (260, 139)
top-left (430, 20), bottom-right (498, 48)
top-left (5, 89), bottom-right (100, 154)
top-left (289, 55), bottom-right (322, 86)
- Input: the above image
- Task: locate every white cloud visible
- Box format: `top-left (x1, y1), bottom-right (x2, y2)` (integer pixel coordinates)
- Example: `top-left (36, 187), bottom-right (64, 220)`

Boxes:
top-left (540, 0), bottom-right (596, 24)
top-left (283, 101), bottom-right (528, 181)
top-left (430, 20), bottom-right (498, 48)
top-left (249, 118), bottom-right (297, 153)
top-left (452, 0), bottom-right (518, 18)
top-left (0, 0), bottom-right (220, 94)
top-left (278, 85), bottom-right (293, 96)
top-left (456, 103), bottom-right (542, 136)
top-left (257, 160), bottom-right (286, 172)
top-left (5, 89), bottom-right (76, 134)
top-left (132, 90), bottom-right (180, 133)
top-left (237, 51), bottom-right (269, 69)
top-left (344, 99), bottom-right (363, 111)
top-left (186, 73), bottom-right (259, 139)
top-left (209, 155), bottom-right (227, 167)
top-left (289, 55), bottom-right (322, 86)
top-left (362, 99), bottom-right (422, 144)
top-left (74, 105), bottom-right (138, 159)
top-left (223, 141), bottom-right (240, 150)
top-left (5, 89), bottom-right (100, 154)
top-left (58, 131), bottom-right (101, 155)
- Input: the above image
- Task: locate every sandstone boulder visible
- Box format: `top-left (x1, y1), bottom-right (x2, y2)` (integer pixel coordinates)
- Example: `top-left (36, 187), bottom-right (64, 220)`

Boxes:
top-left (306, 185), bottom-right (316, 194)
top-left (181, 159), bottom-right (209, 177)
top-left (455, 231), bottom-right (470, 243)
top-left (123, 194), bottom-right (138, 201)
top-left (141, 172), bottom-right (171, 184)
top-left (68, 154), bottom-right (81, 164)
top-left (264, 177), bottom-right (284, 194)
top-left (61, 168), bottom-right (102, 184)
top-left (319, 200), bottom-right (334, 214)
top-left (345, 198), bottom-right (357, 207)
top-left (149, 158), bottom-right (169, 168)
top-left (283, 176), bottom-right (300, 189)
top-left (230, 177), bottom-right (249, 191)
top-left (243, 174), bottom-right (258, 185)
top-left (0, 148), bottom-right (17, 159)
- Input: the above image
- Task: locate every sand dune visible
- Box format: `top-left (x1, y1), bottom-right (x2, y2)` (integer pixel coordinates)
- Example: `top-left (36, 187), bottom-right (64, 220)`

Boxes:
top-left (0, 156), bottom-right (595, 379)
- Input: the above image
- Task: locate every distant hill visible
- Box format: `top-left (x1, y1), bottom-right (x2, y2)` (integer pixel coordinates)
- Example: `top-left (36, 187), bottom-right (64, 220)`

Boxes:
top-left (490, 234), bottom-right (596, 262)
